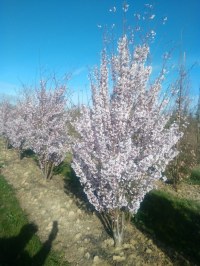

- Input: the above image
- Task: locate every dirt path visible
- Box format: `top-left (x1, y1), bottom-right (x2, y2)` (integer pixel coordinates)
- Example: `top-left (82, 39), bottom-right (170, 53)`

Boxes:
top-left (0, 142), bottom-right (192, 265)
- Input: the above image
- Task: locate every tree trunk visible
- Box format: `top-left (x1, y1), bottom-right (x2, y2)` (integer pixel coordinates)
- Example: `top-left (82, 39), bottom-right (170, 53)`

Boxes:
top-left (112, 210), bottom-right (125, 247)
top-left (47, 161), bottom-right (54, 180)
top-left (42, 161), bottom-right (55, 180)
top-left (17, 147), bottom-right (23, 160)
top-left (5, 138), bottom-right (9, 149)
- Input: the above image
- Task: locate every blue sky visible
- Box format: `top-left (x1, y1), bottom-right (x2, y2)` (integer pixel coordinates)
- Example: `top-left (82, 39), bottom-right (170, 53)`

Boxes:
top-left (0, 0), bottom-right (199, 103)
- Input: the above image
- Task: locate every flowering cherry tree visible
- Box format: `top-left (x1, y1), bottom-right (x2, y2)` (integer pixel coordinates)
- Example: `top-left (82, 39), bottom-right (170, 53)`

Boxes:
top-left (26, 79), bottom-right (70, 179)
top-left (0, 100), bottom-right (13, 148)
top-left (5, 98), bottom-right (31, 158)
top-left (72, 35), bottom-right (182, 246)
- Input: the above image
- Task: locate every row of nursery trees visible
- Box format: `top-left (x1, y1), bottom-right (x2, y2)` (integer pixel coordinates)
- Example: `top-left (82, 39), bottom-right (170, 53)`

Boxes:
top-left (0, 33), bottom-right (198, 247)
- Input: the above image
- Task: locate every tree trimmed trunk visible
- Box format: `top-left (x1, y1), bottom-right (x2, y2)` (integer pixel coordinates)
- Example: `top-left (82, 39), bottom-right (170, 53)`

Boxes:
top-left (112, 210), bottom-right (125, 247)
top-left (43, 161), bottom-right (55, 180)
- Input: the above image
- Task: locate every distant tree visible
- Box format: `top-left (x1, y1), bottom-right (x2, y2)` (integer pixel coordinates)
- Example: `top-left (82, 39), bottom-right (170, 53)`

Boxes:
top-left (72, 35), bottom-right (182, 246)
top-left (0, 99), bottom-right (13, 148)
top-left (26, 79), bottom-right (71, 179)
top-left (196, 88), bottom-right (200, 163)
top-left (166, 52), bottom-right (196, 189)
top-left (5, 97), bottom-right (32, 158)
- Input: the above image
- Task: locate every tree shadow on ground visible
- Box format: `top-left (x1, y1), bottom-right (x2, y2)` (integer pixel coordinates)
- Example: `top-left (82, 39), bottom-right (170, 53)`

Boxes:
top-left (0, 221), bottom-right (58, 266)
top-left (54, 160), bottom-right (95, 214)
top-left (134, 190), bottom-right (200, 265)
top-left (54, 161), bottom-right (116, 239)
top-left (95, 212), bottom-right (113, 238)
top-left (21, 149), bottom-right (36, 160)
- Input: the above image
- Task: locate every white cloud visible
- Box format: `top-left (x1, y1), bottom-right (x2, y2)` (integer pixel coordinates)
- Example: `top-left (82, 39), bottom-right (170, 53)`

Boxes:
top-left (0, 81), bottom-right (18, 94)
top-left (0, 81), bottom-right (19, 103)
top-left (72, 67), bottom-right (87, 77)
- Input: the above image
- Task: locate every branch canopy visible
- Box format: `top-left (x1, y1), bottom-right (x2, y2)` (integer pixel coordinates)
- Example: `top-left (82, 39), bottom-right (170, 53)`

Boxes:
top-left (72, 35), bottom-right (182, 214)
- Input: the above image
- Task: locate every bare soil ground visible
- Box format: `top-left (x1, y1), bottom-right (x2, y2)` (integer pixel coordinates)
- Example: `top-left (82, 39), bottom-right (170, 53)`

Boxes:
top-left (0, 142), bottom-right (198, 265)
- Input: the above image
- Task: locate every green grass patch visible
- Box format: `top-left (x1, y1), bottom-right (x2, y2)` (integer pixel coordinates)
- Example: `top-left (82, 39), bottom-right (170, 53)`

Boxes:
top-left (54, 154), bottom-right (93, 211)
top-left (134, 189), bottom-right (200, 264)
top-left (53, 154), bottom-right (82, 196)
top-left (53, 153), bottom-right (83, 198)
top-left (0, 175), bottom-right (69, 266)
top-left (53, 153), bottom-right (72, 177)
top-left (187, 167), bottom-right (200, 185)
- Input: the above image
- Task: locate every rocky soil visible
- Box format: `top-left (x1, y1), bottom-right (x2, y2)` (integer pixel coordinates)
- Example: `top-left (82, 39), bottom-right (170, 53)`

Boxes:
top-left (0, 142), bottom-right (198, 265)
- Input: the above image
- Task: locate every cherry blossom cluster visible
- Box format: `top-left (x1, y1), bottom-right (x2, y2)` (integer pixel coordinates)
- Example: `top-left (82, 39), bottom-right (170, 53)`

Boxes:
top-left (5, 102), bottom-right (29, 152)
top-left (72, 35), bottom-right (182, 215)
top-left (26, 81), bottom-right (70, 178)
top-left (0, 100), bottom-right (13, 140)
top-left (0, 80), bottom-right (70, 179)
